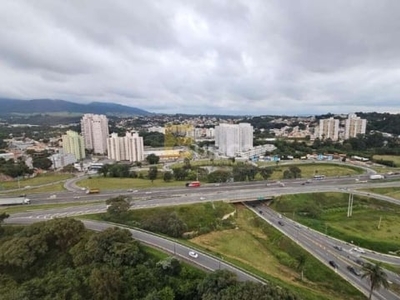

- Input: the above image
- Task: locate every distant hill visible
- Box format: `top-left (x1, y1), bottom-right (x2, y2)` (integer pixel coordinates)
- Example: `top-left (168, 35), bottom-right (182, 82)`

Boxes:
top-left (0, 98), bottom-right (152, 116)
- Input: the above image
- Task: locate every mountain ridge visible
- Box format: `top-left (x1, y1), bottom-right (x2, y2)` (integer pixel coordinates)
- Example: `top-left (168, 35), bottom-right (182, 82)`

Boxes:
top-left (0, 98), bottom-right (152, 116)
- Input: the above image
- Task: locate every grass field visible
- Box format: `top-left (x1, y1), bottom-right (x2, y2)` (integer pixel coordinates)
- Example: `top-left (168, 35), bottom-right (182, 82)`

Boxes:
top-left (270, 192), bottom-right (400, 253)
top-left (267, 163), bottom-right (363, 180)
top-left (76, 177), bottom-right (186, 190)
top-left (373, 155), bottom-right (400, 167)
top-left (0, 201), bottom-right (102, 215)
top-left (75, 163), bottom-right (363, 189)
top-left (190, 206), bottom-right (364, 300)
top-left (1, 182), bottom-right (66, 196)
top-left (363, 187), bottom-right (400, 200)
top-left (0, 173), bottom-right (73, 191)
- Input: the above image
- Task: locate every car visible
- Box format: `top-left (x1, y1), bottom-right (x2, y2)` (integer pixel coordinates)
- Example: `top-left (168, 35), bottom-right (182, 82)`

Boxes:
top-left (278, 221), bottom-right (284, 226)
top-left (188, 251), bottom-right (198, 258)
top-left (73, 196), bottom-right (80, 199)
top-left (347, 265), bottom-right (361, 276)
top-left (329, 260), bottom-right (338, 269)
top-left (301, 182), bottom-right (306, 185)
top-left (259, 210), bottom-right (263, 214)
top-left (278, 214), bottom-right (282, 219)
top-left (200, 197), bottom-right (205, 200)
top-left (352, 247), bottom-right (366, 254)
top-left (355, 259), bottom-right (365, 266)
top-left (333, 245), bottom-right (343, 251)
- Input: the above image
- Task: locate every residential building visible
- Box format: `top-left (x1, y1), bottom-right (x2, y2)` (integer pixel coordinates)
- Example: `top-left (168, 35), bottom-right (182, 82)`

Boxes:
top-left (107, 132), bottom-right (144, 162)
top-left (50, 152), bottom-right (77, 169)
top-left (62, 130), bottom-right (86, 160)
top-left (318, 117), bottom-right (339, 141)
top-left (344, 114), bottom-right (367, 139)
top-left (81, 114), bottom-right (109, 154)
top-left (215, 123), bottom-right (253, 157)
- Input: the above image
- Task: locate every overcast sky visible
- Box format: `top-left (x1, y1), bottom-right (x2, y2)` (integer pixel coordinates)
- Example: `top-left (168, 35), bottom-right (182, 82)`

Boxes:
top-left (1, 1), bottom-right (400, 115)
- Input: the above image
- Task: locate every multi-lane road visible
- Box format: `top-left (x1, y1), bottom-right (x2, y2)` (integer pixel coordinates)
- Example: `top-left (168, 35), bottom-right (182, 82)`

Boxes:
top-left (4, 174), bottom-right (400, 299)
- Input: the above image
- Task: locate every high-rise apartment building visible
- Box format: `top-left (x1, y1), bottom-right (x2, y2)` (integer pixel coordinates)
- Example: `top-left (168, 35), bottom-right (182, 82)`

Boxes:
top-left (107, 132), bottom-right (144, 162)
top-left (62, 130), bottom-right (86, 160)
top-left (81, 114), bottom-right (109, 154)
top-left (318, 117), bottom-right (339, 141)
top-left (344, 114), bottom-right (367, 139)
top-left (215, 123), bottom-right (253, 157)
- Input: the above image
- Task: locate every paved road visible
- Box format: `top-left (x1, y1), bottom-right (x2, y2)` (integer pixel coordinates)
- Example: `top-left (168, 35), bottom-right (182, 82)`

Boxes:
top-left (249, 203), bottom-right (400, 300)
top-left (4, 174), bottom-right (400, 299)
top-left (5, 216), bottom-right (264, 284)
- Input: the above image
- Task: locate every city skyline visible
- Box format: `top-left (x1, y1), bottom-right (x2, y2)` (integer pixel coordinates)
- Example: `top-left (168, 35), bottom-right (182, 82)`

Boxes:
top-left (1, 1), bottom-right (400, 115)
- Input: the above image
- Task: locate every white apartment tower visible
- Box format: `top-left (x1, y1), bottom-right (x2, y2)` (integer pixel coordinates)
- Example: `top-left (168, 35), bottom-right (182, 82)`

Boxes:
top-left (215, 123), bottom-right (253, 157)
top-left (107, 132), bottom-right (144, 162)
top-left (344, 114), bottom-right (367, 139)
top-left (81, 114), bottom-right (109, 154)
top-left (318, 117), bottom-right (339, 141)
top-left (62, 130), bottom-right (86, 160)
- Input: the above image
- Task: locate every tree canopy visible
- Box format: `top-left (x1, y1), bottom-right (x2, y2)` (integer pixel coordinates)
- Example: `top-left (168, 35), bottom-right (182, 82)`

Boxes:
top-left (0, 218), bottom-right (300, 300)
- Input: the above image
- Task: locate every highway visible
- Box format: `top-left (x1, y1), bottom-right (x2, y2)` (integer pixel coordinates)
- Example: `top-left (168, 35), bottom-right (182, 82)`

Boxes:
top-left (247, 202), bottom-right (400, 300)
top-left (4, 174), bottom-right (400, 299)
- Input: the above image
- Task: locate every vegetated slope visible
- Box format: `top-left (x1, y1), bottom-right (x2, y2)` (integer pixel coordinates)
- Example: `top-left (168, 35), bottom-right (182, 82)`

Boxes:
top-left (0, 217), bottom-right (300, 300)
top-left (0, 98), bottom-right (151, 116)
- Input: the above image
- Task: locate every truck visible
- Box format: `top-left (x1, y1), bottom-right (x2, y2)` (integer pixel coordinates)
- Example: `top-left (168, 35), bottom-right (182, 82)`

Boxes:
top-left (86, 189), bottom-right (100, 194)
top-left (369, 174), bottom-right (385, 180)
top-left (185, 181), bottom-right (201, 187)
top-left (0, 197), bottom-right (31, 206)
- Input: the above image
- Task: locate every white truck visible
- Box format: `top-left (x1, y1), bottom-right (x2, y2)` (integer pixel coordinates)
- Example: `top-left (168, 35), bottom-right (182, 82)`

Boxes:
top-left (369, 174), bottom-right (385, 180)
top-left (0, 197), bottom-right (31, 206)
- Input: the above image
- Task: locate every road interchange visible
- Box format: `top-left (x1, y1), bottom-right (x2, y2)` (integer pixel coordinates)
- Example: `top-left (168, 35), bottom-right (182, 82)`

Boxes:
top-left (4, 174), bottom-right (400, 299)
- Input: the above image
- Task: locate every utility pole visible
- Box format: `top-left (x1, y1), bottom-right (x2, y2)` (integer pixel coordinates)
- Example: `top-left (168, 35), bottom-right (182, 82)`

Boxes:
top-left (378, 216), bottom-right (382, 229)
top-left (347, 193), bottom-right (354, 217)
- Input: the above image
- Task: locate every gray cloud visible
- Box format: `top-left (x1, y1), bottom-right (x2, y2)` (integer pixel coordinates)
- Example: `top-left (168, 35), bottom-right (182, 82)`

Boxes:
top-left (1, 0), bottom-right (400, 115)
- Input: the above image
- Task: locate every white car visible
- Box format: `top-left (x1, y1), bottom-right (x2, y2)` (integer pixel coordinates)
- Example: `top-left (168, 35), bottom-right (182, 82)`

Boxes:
top-left (188, 251), bottom-right (198, 258)
top-left (200, 197), bottom-right (205, 200)
top-left (73, 196), bottom-right (80, 199)
top-left (352, 247), bottom-right (366, 254)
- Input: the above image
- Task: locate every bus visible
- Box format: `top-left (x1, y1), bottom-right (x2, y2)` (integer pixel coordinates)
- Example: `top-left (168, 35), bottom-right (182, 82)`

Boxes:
top-left (186, 181), bottom-right (201, 187)
top-left (313, 175), bottom-right (325, 180)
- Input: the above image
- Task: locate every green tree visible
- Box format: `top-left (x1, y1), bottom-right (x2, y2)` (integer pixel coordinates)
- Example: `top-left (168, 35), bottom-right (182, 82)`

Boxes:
top-left (172, 167), bottom-right (188, 181)
top-left (106, 196), bottom-right (130, 218)
top-left (146, 154), bottom-right (160, 165)
top-left (361, 262), bottom-right (390, 300)
top-left (207, 170), bottom-right (231, 183)
top-left (259, 167), bottom-right (273, 180)
top-left (295, 254), bottom-right (307, 281)
top-left (148, 166), bottom-right (158, 183)
top-left (163, 171), bottom-right (173, 182)
top-left (289, 166), bottom-right (302, 178)
top-left (89, 267), bottom-right (121, 300)
top-left (32, 157), bottom-right (53, 170)
top-left (98, 164), bottom-right (110, 177)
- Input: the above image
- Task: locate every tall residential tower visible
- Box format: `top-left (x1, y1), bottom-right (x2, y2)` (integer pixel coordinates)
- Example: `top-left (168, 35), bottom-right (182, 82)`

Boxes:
top-left (62, 130), bottom-right (86, 160)
top-left (81, 114), bottom-right (109, 154)
top-left (344, 113), bottom-right (367, 139)
top-left (107, 132), bottom-right (144, 162)
top-left (215, 123), bottom-right (253, 157)
top-left (318, 117), bottom-right (339, 141)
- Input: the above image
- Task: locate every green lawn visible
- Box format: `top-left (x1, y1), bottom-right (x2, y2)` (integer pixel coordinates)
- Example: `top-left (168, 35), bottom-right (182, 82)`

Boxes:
top-left (0, 173), bottom-right (73, 190)
top-left (363, 187), bottom-right (400, 200)
top-left (0, 201), bottom-right (103, 215)
top-left (270, 192), bottom-right (400, 253)
top-left (268, 163), bottom-right (363, 180)
top-left (76, 177), bottom-right (186, 190)
top-left (373, 155), bottom-right (400, 167)
top-left (1, 183), bottom-right (66, 196)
